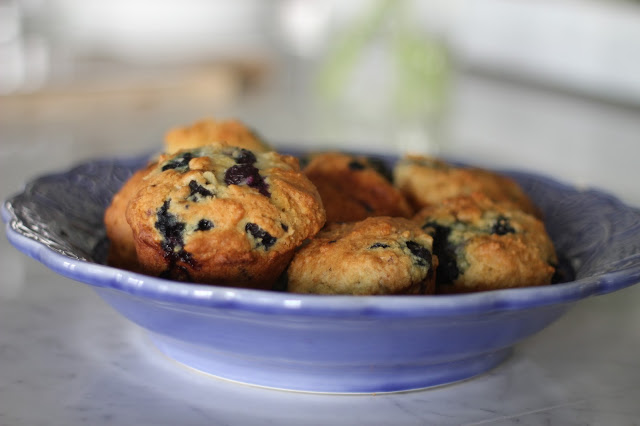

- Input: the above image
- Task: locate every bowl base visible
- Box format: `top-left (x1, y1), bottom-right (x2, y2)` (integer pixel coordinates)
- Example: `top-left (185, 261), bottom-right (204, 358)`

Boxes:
top-left (149, 333), bottom-right (512, 394)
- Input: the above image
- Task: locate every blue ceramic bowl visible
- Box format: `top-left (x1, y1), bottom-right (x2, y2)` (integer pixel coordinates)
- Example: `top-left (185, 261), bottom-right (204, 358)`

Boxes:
top-left (4, 152), bottom-right (640, 393)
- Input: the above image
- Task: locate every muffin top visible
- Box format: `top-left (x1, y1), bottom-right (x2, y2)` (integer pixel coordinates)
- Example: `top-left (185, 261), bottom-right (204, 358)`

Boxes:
top-left (287, 217), bottom-right (436, 295)
top-left (414, 193), bottom-right (557, 293)
top-left (164, 118), bottom-right (270, 155)
top-left (394, 155), bottom-right (540, 217)
top-left (126, 145), bottom-right (325, 284)
top-left (303, 152), bottom-right (413, 223)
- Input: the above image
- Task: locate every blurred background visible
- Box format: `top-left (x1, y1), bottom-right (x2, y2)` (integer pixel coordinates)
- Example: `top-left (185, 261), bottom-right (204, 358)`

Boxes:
top-left (1, 0), bottom-right (639, 206)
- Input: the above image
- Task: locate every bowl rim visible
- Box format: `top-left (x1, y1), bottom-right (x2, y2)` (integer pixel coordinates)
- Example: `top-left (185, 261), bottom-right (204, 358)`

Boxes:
top-left (3, 155), bottom-right (640, 319)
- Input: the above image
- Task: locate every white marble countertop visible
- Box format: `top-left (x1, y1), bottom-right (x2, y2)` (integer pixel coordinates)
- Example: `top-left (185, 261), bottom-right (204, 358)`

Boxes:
top-left (1, 72), bottom-right (640, 425)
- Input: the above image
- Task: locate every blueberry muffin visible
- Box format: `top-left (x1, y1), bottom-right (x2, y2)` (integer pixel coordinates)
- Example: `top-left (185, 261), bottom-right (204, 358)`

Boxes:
top-left (287, 217), bottom-right (437, 295)
top-left (125, 145), bottom-right (326, 288)
top-left (105, 117), bottom-right (268, 271)
top-left (104, 162), bottom-right (157, 271)
top-left (414, 193), bottom-right (557, 293)
top-left (394, 155), bottom-right (540, 217)
top-left (302, 152), bottom-right (413, 223)
top-left (164, 118), bottom-right (270, 154)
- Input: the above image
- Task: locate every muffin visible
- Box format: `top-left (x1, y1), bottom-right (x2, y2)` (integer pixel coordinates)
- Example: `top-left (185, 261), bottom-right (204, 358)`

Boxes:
top-left (302, 152), bottom-right (413, 223)
top-left (394, 155), bottom-right (540, 217)
top-left (287, 217), bottom-right (437, 295)
top-left (164, 118), bottom-right (270, 154)
top-left (125, 145), bottom-right (326, 288)
top-left (105, 117), bottom-right (269, 271)
top-left (104, 161), bottom-right (156, 271)
top-left (414, 193), bottom-right (557, 293)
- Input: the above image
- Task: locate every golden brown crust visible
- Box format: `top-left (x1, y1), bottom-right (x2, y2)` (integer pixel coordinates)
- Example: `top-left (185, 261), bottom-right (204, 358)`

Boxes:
top-left (303, 152), bottom-right (413, 223)
top-left (164, 118), bottom-right (270, 154)
top-left (287, 217), bottom-right (436, 295)
top-left (125, 146), bottom-right (325, 288)
top-left (414, 193), bottom-right (556, 293)
top-left (104, 162), bottom-right (156, 271)
top-left (394, 155), bottom-right (541, 217)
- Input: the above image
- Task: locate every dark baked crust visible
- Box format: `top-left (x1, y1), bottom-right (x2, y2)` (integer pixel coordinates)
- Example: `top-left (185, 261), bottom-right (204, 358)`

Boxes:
top-left (303, 152), bottom-right (413, 223)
